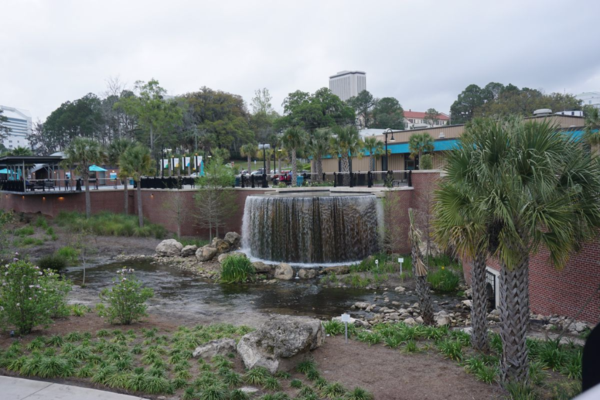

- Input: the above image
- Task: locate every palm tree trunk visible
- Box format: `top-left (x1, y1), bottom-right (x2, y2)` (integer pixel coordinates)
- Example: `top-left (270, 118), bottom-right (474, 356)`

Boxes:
top-left (369, 155), bottom-right (374, 172)
top-left (410, 227), bottom-right (435, 325)
top-left (471, 251), bottom-right (490, 352)
top-left (137, 184), bottom-right (144, 227)
top-left (316, 157), bottom-right (323, 182)
top-left (84, 176), bottom-right (91, 219)
top-left (499, 254), bottom-right (530, 383)
top-left (342, 155), bottom-right (350, 186)
top-left (291, 148), bottom-right (297, 186)
top-left (123, 179), bottom-right (129, 214)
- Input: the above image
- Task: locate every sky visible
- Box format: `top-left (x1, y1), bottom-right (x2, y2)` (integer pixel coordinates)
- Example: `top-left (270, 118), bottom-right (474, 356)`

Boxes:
top-left (2, 0), bottom-right (600, 122)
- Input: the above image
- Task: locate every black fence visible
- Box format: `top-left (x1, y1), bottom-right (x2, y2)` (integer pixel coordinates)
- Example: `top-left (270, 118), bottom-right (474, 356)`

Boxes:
top-left (138, 177), bottom-right (196, 189)
top-left (237, 170), bottom-right (412, 188)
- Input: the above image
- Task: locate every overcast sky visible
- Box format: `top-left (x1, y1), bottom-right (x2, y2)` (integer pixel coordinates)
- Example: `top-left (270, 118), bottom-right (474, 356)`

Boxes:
top-left (2, 0), bottom-right (599, 122)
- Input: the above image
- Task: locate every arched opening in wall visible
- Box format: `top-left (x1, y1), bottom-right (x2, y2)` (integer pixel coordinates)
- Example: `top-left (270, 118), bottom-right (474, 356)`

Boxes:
top-left (485, 267), bottom-right (500, 311)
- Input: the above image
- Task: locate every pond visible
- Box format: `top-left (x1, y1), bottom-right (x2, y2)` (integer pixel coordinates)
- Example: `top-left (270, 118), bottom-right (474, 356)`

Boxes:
top-left (65, 260), bottom-right (458, 325)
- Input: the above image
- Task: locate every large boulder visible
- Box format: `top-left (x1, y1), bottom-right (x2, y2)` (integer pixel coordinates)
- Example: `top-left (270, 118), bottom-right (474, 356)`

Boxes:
top-left (193, 338), bottom-right (236, 359)
top-left (237, 316), bottom-right (324, 373)
top-left (298, 269), bottom-right (317, 279)
top-left (224, 232), bottom-right (242, 248)
top-left (211, 238), bottom-right (231, 254)
top-left (253, 261), bottom-right (275, 276)
top-left (181, 245), bottom-right (198, 257)
top-left (274, 263), bottom-right (294, 280)
top-left (155, 239), bottom-right (183, 257)
top-left (323, 265), bottom-right (350, 275)
top-left (196, 245), bottom-right (218, 262)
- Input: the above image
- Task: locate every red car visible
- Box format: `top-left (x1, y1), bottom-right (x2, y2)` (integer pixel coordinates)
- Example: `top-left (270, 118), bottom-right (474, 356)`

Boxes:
top-left (272, 170), bottom-right (292, 185)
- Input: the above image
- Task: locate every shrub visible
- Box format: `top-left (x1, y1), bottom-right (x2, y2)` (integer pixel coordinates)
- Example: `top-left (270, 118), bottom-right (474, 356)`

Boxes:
top-left (56, 246), bottom-right (80, 265)
top-left (34, 216), bottom-right (49, 229)
top-left (98, 268), bottom-right (154, 324)
top-left (221, 255), bottom-right (255, 283)
top-left (427, 268), bottom-right (460, 292)
top-left (0, 259), bottom-right (71, 334)
top-left (55, 211), bottom-right (166, 239)
top-left (38, 254), bottom-right (67, 272)
top-left (15, 226), bottom-right (35, 236)
top-left (323, 320), bottom-right (344, 336)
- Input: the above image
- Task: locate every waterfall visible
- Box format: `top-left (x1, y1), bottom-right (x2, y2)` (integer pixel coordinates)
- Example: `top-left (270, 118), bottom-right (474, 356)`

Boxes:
top-left (242, 194), bottom-right (380, 264)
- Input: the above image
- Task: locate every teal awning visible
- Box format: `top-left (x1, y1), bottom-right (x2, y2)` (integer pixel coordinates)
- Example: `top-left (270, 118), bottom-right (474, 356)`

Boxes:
top-left (385, 139), bottom-right (460, 154)
top-left (0, 168), bottom-right (15, 174)
top-left (89, 165), bottom-right (107, 172)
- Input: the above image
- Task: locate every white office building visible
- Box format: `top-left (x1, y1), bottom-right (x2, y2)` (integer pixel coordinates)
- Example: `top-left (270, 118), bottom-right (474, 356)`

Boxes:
top-left (575, 92), bottom-right (600, 109)
top-left (0, 105), bottom-right (32, 150)
top-left (329, 71), bottom-right (366, 101)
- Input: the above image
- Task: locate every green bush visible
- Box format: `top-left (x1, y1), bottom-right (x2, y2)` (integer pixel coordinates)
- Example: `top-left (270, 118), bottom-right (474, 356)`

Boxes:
top-left (34, 216), bottom-right (49, 229)
top-left (55, 211), bottom-right (166, 239)
top-left (56, 246), bottom-right (80, 265)
top-left (38, 254), bottom-right (67, 272)
top-left (323, 320), bottom-right (345, 336)
top-left (0, 259), bottom-right (71, 334)
top-left (427, 268), bottom-right (460, 292)
top-left (221, 255), bottom-right (255, 283)
top-left (98, 268), bottom-right (154, 324)
top-left (21, 237), bottom-right (44, 246)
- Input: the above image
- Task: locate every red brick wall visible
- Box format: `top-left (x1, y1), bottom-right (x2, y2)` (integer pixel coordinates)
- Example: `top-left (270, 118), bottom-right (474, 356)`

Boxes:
top-left (462, 243), bottom-right (600, 325)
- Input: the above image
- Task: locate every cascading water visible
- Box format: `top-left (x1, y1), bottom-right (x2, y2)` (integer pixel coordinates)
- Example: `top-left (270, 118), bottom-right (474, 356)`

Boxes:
top-left (242, 193), bottom-right (380, 265)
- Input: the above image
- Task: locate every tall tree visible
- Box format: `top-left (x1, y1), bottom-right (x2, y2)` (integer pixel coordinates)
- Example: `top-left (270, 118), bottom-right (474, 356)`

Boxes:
top-left (0, 109), bottom-right (10, 142)
top-left (251, 88), bottom-right (274, 115)
top-left (308, 128), bottom-right (332, 180)
top-left (240, 143), bottom-right (258, 173)
top-left (347, 90), bottom-right (376, 129)
top-left (330, 125), bottom-right (363, 185)
top-left (64, 138), bottom-right (106, 218)
top-left (108, 139), bottom-right (133, 214)
top-left (117, 80), bottom-right (183, 170)
top-left (370, 97), bottom-right (405, 129)
top-left (363, 137), bottom-right (384, 171)
top-left (279, 88), bottom-right (355, 132)
top-left (281, 127), bottom-right (307, 186)
top-left (583, 105), bottom-right (600, 152)
top-left (119, 144), bottom-right (155, 228)
top-left (450, 84), bottom-right (487, 124)
top-left (408, 132), bottom-right (434, 168)
top-left (423, 108), bottom-right (441, 126)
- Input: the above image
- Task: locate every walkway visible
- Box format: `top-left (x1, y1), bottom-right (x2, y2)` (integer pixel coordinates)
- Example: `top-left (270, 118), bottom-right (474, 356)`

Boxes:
top-left (0, 376), bottom-right (146, 400)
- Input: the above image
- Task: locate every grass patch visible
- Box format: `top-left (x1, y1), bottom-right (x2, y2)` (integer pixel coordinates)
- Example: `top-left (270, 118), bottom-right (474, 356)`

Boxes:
top-left (221, 255), bottom-right (255, 283)
top-left (15, 226), bottom-right (35, 236)
top-left (56, 246), bottom-right (80, 265)
top-left (55, 211), bottom-right (166, 239)
top-left (38, 254), bottom-right (67, 272)
top-left (427, 268), bottom-right (460, 292)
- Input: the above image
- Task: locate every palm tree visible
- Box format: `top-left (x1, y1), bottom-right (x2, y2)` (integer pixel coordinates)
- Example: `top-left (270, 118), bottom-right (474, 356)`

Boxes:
top-left (281, 127), bottom-right (307, 186)
top-left (408, 209), bottom-right (435, 325)
top-left (240, 143), bottom-right (258, 174)
top-left (331, 125), bottom-right (364, 185)
top-left (5, 146), bottom-right (33, 156)
top-left (307, 128), bottom-right (332, 181)
top-left (108, 139), bottom-right (132, 214)
top-left (584, 106), bottom-right (600, 153)
top-left (64, 138), bottom-right (106, 218)
top-left (363, 137), bottom-right (384, 171)
top-left (120, 144), bottom-right (155, 228)
top-left (408, 132), bottom-right (434, 169)
top-left (437, 117), bottom-right (600, 383)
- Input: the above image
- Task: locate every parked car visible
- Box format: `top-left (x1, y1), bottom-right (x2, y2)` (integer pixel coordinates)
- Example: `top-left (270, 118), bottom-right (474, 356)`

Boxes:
top-left (273, 170), bottom-right (292, 185)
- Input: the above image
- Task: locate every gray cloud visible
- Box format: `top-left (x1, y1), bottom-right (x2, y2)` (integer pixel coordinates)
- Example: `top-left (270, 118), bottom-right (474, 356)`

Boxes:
top-left (1, 0), bottom-right (599, 121)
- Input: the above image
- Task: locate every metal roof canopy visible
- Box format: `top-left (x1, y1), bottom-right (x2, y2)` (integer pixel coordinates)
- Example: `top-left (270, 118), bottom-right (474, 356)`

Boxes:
top-left (0, 156), bottom-right (63, 166)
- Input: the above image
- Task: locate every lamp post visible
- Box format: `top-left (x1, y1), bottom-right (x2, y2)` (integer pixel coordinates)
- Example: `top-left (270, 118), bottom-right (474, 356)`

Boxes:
top-left (383, 128), bottom-right (395, 171)
top-left (258, 144), bottom-right (270, 188)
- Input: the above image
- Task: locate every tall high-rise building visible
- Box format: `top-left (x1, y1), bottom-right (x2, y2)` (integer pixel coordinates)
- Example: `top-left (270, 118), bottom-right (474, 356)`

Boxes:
top-left (329, 71), bottom-right (366, 101)
top-left (0, 105), bottom-right (32, 150)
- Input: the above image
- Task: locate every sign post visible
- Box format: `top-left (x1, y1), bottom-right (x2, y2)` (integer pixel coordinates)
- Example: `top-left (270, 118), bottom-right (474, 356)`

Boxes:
top-left (375, 259), bottom-right (379, 274)
top-left (341, 313), bottom-right (351, 343)
top-left (398, 257), bottom-right (404, 282)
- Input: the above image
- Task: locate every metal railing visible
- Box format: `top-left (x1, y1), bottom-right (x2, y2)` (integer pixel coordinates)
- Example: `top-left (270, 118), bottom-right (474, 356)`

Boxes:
top-left (236, 170), bottom-right (412, 188)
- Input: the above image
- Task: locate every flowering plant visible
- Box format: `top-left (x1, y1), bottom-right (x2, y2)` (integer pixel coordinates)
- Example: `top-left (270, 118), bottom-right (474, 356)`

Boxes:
top-left (0, 257), bottom-right (71, 334)
top-left (98, 267), bottom-right (153, 325)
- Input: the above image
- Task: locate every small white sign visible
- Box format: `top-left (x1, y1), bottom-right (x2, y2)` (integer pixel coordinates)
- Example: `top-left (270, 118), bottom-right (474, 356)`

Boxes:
top-left (398, 258), bottom-right (404, 263)
top-left (341, 313), bottom-right (351, 323)
top-left (375, 260), bottom-right (379, 265)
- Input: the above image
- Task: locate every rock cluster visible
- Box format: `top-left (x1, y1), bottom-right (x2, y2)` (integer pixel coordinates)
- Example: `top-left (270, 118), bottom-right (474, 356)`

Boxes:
top-left (154, 232), bottom-right (242, 264)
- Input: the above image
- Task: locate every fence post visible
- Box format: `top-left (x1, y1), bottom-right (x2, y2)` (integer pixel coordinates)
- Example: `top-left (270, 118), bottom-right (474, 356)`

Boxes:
top-left (262, 173), bottom-right (268, 188)
top-left (408, 170), bottom-right (412, 187)
top-left (333, 172), bottom-right (337, 187)
top-left (322, 172), bottom-right (325, 182)
top-left (349, 172), bottom-right (354, 187)
top-left (241, 175), bottom-right (245, 188)
top-left (368, 171), bottom-right (372, 188)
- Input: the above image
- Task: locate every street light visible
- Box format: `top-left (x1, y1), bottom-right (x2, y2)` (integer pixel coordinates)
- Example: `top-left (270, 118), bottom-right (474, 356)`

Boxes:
top-left (258, 144), bottom-right (270, 188)
top-left (383, 128), bottom-right (395, 171)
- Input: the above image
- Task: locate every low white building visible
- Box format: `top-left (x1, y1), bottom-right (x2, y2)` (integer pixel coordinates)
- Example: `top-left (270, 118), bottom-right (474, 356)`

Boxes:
top-left (0, 105), bottom-right (32, 150)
